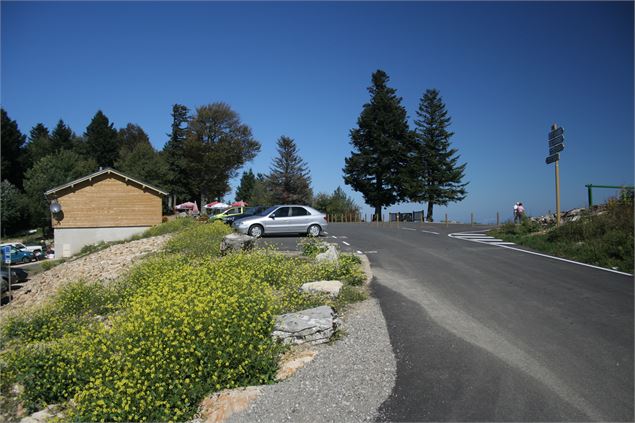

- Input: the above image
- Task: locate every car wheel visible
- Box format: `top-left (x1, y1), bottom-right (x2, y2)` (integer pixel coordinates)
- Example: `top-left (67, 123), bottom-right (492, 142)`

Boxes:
top-left (21, 257), bottom-right (29, 264)
top-left (307, 224), bottom-right (322, 237)
top-left (248, 224), bottom-right (264, 238)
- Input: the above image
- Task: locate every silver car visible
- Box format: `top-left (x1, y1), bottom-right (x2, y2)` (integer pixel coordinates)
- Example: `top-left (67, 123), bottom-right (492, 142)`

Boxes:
top-left (232, 205), bottom-right (328, 238)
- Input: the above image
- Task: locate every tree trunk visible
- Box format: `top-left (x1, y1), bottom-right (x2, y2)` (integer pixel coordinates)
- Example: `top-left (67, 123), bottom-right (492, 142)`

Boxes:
top-left (374, 205), bottom-right (382, 222)
top-left (426, 202), bottom-right (434, 222)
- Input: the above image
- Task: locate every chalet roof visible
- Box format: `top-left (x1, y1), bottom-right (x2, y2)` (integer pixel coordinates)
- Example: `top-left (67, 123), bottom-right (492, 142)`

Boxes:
top-left (45, 168), bottom-right (168, 197)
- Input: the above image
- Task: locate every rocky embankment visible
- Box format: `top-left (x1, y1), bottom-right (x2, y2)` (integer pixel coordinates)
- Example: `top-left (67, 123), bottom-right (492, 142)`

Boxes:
top-left (4, 234), bottom-right (171, 312)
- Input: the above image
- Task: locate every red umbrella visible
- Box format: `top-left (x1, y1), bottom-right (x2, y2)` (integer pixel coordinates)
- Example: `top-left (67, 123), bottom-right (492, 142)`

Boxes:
top-left (231, 201), bottom-right (248, 207)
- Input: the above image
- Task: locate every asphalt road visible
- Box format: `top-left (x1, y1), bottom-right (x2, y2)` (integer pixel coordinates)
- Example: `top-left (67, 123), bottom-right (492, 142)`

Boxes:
top-left (265, 222), bottom-right (633, 422)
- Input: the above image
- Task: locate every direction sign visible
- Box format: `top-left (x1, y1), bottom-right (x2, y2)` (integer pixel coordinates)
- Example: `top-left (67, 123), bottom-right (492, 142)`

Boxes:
top-left (549, 143), bottom-right (565, 155)
top-left (548, 134), bottom-right (564, 148)
top-left (2, 246), bottom-right (10, 265)
top-left (545, 153), bottom-right (560, 164)
top-left (548, 127), bottom-right (564, 140)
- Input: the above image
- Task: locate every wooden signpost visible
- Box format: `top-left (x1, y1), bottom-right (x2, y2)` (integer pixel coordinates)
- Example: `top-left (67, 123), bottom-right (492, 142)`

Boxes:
top-left (546, 124), bottom-right (565, 226)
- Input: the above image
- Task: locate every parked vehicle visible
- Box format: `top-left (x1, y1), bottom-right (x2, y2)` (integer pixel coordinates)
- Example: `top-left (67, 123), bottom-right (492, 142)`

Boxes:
top-left (209, 206), bottom-right (249, 224)
top-left (226, 206), bottom-right (268, 225)
top-left (1, 247), bottom-right (36, 265)
top-left (232, 205), bottom-right (328, 238)
top-left (1, 266), bottom-right (28, 283)
top-left (0, 242), bottom-right (45, 259)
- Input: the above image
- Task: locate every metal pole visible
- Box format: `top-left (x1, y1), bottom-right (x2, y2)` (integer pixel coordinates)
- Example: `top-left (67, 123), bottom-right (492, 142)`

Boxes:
top-left (586, 184), bottom-right (593, 208)
top-left (496, 212), bottom-right (500, 226)
top-left (445, 213), bottom-right (448, 227)
top-left (556, 160), bottom-right (561, 226)
top-left (471, 213), bottom-right (474, 226)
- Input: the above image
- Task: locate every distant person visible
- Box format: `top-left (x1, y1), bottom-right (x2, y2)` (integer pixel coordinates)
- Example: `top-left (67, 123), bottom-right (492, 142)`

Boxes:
top-left (516, 202), bottom-right (525, 223)
top-left (513, 202), bottom-right (519, 223)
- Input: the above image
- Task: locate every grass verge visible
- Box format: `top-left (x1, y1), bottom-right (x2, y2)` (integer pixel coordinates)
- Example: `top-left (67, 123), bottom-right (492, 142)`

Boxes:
top-left (489, 199), bottom-right (633, 273)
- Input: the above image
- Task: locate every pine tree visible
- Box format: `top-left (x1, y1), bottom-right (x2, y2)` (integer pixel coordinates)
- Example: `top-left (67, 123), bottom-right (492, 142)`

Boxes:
top-left (235, 169), bottom-right (256, 202)
top-left (162, 104), bottom-right (190, 202)
top-left (343, 70), bottom-right (412, 220)
top-left (84, 110), bottom-right (119, 167)
top-left (50, 120), bottom-right (74, 152)
top-left (411, 89), bottom-right (467, 222)
top-left (25, 123), bottom-right (53, 168)
top-left (268, 136), bottom-right (312, 204)
top-left (1, 108), bottom-right (27, 188)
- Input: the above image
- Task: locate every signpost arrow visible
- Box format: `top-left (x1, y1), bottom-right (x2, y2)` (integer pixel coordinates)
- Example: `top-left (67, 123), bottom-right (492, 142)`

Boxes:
top-left (548, 134), bottom-right (564, 147)
top-left (546, 153), bottom-right (560, 164)
top-left (549, 143), bottom-right (565, 155)
top-left (548, 127), bottom-right (564, 140)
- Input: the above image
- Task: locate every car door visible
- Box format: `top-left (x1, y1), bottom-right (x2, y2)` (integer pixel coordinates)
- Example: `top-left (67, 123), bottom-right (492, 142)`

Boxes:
top-left (266, 206), bottom-right (291, 233)
top-left (289, 207), bottom-right (311, 232)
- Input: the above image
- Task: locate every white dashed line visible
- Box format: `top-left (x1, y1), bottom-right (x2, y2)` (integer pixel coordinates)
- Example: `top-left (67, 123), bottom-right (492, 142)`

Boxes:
top-left (331, 236), bottom-right (338, 239)
top-left (342, 241), bottom-right (350, 246)
top-left (356, 250), bottom-right (363, 254)
top-left (401, 227), bottom-right (417, 231)
top-left (420, 230), bottom-right (440, 235)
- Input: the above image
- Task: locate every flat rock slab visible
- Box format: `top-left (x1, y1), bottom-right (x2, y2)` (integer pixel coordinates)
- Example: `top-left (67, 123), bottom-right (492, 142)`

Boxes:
top-left (273, 306), bottom-right (340, 345)
top-left (300, 280), bottom-right (343, 297)
top-left (220, 233), bottom-right (255, 255)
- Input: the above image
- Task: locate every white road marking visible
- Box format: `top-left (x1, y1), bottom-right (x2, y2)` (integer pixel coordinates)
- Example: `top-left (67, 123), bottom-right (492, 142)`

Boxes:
top-left (331, 236), bottom-right (338, 239)
top-left (342, 241), bottom-right (350, 246)
top-left (402, 227), bottom-right (417, 231)
top-left (356, 250), bottom-right (363, 254)
top-left (420, 230), bottom-right (440, 235)
top-left (364, 250), bottom-right (378, 254)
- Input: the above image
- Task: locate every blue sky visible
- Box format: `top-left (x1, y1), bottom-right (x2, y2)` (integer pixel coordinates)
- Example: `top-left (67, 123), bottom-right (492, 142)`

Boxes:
top-left (2, 1), bottom-right (633, 223)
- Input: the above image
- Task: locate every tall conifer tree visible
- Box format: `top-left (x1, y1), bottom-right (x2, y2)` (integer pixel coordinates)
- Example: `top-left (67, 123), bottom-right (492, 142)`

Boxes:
top-left (84, 110), bottom-right (119, 167)
top-left (50, 120), bottom-right (75, 152)
top-left (343, 70), bottom-right (412, 220)
top-left (162, 104), bottom-right (190, 202)
top-left (411, 89), bottom-right (467, 222)
top-left (25, 123), bottom-right (53, 168)
top-left (1, 108), bottom-right (27, 188)
top-left (268, 136), bottom-right (312, 204)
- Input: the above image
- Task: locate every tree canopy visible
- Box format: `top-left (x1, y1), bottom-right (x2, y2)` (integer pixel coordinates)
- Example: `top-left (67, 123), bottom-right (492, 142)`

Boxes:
top-left (343, 70), bottom-right (412, 220)
top-left (84, 110), bottom-right (119, 167)
top-left (268, 136), bottom-right (313, 205)
top-left (183, 103), bottom-right (260, 203)
top-left (411, 89), bottom-right (468, 222)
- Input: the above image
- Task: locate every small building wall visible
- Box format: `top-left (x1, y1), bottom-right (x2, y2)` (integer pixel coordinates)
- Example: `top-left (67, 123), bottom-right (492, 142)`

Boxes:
top-left (52, 173), bottom-right (163, 229)
top-left (54, 227), bottom-right (148, 258)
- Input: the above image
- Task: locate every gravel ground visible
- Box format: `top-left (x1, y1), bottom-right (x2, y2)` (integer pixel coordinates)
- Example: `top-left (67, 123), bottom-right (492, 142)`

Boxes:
top-left (226, 296), bottom-right (397, 423)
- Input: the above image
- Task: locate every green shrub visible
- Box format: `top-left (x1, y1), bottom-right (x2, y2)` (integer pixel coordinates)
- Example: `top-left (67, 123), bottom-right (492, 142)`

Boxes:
top-left (164, 220), bottom-right (231, 259)
top-left (297, 238), bottom-right (328, 257)
top-left (141, 218), bottom-right (197, 238)
top-left (0, 281), bottom-right (117, 347)
top-left (41, 259), bottom-right (65, 271)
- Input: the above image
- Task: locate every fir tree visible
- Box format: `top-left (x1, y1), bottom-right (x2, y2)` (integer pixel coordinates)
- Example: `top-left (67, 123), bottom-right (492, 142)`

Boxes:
top-left (25, 123), bottom-right (53, 168)
top-left (343, 70), bottom-right (412, 220)
top-left (50, 119), bottom-right (75, 152)
top-left (84, 110), bottom-right (119, 167)
top-left (162, 104), bottom-right (190, 202)
top-left (268, 136), bottom-right (312, 204)
top-left (411, 89), bottom-right (467, 222)
top-left (235, 169), bottom-right (256, 202)
top-left (1, 108), bottom-right (27, 187)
